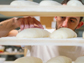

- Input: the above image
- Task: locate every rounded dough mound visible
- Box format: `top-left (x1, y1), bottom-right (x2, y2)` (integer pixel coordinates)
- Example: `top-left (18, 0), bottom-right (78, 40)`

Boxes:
top-left (39, 1), bottom-right (61, 6)
top-left (67, 0), bottom-right (83, 6)
top-left (50, 28), bottom-right (77, 39)
top-left (13, 56), bottom-right (43, 63)
top-left (10, 1), bottom-right (38, 6)
top-left (46, 56), bottom-right (72, 63)
top-left (75, 56), bottom-right (84, 63)
top-left (16, 28), bottom-right (50, 38)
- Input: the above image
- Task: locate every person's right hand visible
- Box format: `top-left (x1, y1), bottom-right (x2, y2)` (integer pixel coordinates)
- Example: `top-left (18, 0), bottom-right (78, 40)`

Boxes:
top-left (15, 16), bottom-right (44, 30)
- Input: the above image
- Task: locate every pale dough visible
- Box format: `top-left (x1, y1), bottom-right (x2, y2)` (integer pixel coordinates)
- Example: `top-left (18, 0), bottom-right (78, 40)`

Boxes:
top-left (67, 0), bottom-right (83, 6)
top-left (75, 56), bottom-right (84, 63)
top-left (39, 1), bottom-right (61, 6)
top-left (13, 56), bottom-right (43, 63)
top-left (46, 56), bottom-right (72, 63)
top-left (10, 1), bottom-right (39, 6)
top-left (16, 28), bottom-right (50, 38)
top-left (50, 28), bottom-right (77, 39)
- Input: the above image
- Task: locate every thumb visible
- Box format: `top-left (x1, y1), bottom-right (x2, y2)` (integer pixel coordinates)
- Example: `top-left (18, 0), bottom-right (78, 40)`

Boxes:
top-left (12, 17), bottom-right (20, 28)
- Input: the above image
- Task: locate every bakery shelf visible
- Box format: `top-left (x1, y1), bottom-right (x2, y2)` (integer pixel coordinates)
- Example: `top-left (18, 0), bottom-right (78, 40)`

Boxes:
top-left (0, 37), bottom-right (84, 46)
top-left (0, 5), bottom-right (84, 16)
top-left (4, 61), bottom-right (74, 63)
top-left (0, 5), bottom-right (83, 63)
top-left (0, 52), bottom-right (24, 55)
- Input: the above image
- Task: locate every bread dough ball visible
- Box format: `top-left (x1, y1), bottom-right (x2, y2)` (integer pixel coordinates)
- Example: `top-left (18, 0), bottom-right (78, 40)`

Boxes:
top-left (13, 56), bottom-right (43, 63)
top-left (50, 28), bottom-right (77, 39)
top-left (46, 56), bottom-right (72, 63)
top-left (7, 30), bottom-right (18, 37)
top-left (67, 0), bottom-right (83, 6)
top-left (39, 1), bottom-right (61, 6)
top-left (16, 28), bottom-right (50, 38)
top-left (10, 1), bottom-right (38, 6)
top-left (75, 56), bottom-right (84, 63)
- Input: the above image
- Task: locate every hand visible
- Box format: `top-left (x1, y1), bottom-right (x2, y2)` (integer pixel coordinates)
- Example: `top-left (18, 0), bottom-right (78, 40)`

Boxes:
top-left (0, 18), bottom-right (19, 37)
top-left (17, 16), bottom-right (44, 30)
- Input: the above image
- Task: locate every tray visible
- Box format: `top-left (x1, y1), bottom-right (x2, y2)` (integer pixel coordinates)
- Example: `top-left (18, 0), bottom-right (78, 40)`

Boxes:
top-left (0, 37), bottom-right (84, 46)
top-left (0, 5), bottom-right (84, 16)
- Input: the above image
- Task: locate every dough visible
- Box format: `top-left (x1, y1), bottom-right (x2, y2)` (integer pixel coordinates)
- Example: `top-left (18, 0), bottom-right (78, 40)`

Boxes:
top-left (10, 1), bottom-right (39, 6)
top-left (7, 30), bottom-right (18, 37)
top-left (46, 56), bottom-right (72, 63)
top-left (50, 28), bottom-right (77, 39)
top-left (16, 28), bottom-right (50, 38)
top-left (67, 0), bottom-right (83, 6)
top-left (13, 56), bottom-right (43, 63)
top-left (75, 56), bottom-right (84, 63)
top-left (39, 1), bottom-right (61, 6)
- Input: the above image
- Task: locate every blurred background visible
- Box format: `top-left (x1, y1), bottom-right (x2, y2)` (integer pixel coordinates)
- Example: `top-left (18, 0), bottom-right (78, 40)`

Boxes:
top-left (0, 0), bottom-right (84, 61)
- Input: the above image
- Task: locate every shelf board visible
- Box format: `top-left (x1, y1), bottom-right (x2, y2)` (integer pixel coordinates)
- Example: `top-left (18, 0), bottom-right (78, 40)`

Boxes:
top-left (0, 52), bottom-right (24, 55)
top-left (0, 5), bottom-right (84, 16)
top-left (4, 61), bottom-right (74, 63)
top-left (4, 61), bottom-right (13, 63)
top-left (0, 37), bottom-right (84, 46)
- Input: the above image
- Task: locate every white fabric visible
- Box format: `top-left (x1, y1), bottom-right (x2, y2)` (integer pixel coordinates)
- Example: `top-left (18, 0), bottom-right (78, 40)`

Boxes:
top-left (25, 46), bottom-right (84, 62)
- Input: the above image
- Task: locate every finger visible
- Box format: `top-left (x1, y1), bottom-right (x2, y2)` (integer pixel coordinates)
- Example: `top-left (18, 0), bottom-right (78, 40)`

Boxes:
top-left (28, 17), bottom-right (34, 28)
top-left (3, 18), bottom-right (18, 29)
top-left (19, 18), bottom-right (25, 31)
top-left (34, 26), bottom-right (41, 28)
top-left (14, 17), bottom-right (21, 27)
top-left (10, 17), bottom-right (20, 29)
top-left (10, 17), bottom-right (18, 25)
top-left (24, 17), bottom-right (29, 29)
top-left (33, 18), bottom-right (44, 29)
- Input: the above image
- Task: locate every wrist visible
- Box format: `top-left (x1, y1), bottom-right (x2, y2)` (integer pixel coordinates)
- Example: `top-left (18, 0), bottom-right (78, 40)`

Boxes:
top-left (0, 18), bottom-right (19, 37)
top-left (6, 17), bottom-right (19, 30)
top-left (12, 17), bottom-right (20, 29)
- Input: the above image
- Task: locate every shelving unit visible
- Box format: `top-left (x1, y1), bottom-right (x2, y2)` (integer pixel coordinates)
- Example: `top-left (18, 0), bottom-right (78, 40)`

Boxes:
top-left (0, 37), bottom-right (84, 46)
top-left (0, 52), bottom-right (24, 55)
top-left (0, 5), bottom-right (84, 63)
top-left (0, 5), bottom-right (84, 16)
top-left (4, 61), bottom-right (13, 63)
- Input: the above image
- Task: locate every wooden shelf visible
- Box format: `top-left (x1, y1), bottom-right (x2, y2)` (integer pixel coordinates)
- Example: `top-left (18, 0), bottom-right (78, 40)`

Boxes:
top-left (4, 61), bottom-right (13, 63)
top-left (0, 52), bottom-right (24, 55)
top-left (4, 61), bottom-right (74, 63)
top-left (0, 37), bottom-right (84, 46)
top-left (0, 5), bottom-right (84, 16)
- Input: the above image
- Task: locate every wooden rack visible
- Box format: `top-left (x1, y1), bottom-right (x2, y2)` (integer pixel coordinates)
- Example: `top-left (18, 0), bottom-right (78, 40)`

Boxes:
top-left (0, 5), bottom-right (84, 16)
top-left (0, 5), bottom-right (84, 58)
top-left (0, 52), bottom-right (24, 55)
